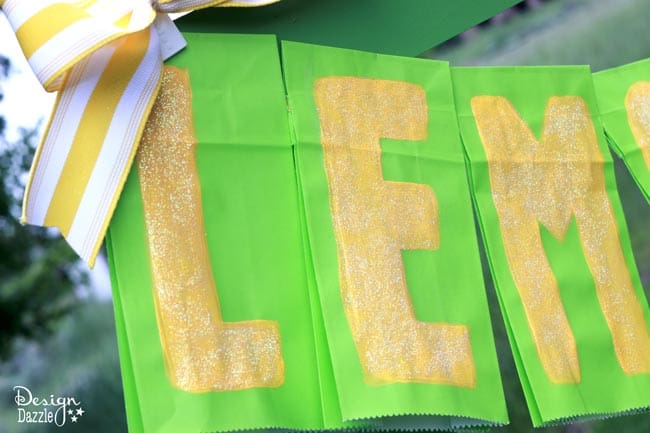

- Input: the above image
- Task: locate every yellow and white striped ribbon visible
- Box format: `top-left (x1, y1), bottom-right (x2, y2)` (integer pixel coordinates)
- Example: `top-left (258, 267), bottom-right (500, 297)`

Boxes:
top-left (0, 0), bottom-right (278, 267)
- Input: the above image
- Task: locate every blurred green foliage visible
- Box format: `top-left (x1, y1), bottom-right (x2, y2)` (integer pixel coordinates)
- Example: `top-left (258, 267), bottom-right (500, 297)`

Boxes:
top-left (423, 0), bottom-right (650, 72)
top-left (0, 302), bottom-right (127, 433)
top-left (0, 56), bottom-right (7, 136)
top-left (0, 58), bottom-right (85, 361)
top-left (0, 56), bottom-right (120, 432)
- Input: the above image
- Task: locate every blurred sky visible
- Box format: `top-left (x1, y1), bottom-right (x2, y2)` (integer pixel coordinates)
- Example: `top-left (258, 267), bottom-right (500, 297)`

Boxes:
top-left (0, 12), bottom-right (112, 300)
top-left (0, 14), bottom-right (55, 142)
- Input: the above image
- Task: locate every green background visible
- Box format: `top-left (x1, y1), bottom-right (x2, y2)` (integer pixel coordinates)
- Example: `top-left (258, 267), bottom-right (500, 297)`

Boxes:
top-left (175, 0), bottom-right (521, 57)
top-left (108, 33), bottom-right (327, 433)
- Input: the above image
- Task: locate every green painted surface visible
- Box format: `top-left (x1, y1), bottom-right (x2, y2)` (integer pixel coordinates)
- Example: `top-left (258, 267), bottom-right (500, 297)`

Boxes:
top-left (176, 0), bottom-right (521, 57)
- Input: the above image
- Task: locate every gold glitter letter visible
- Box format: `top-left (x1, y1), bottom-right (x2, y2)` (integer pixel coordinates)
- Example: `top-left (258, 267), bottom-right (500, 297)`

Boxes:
top-left (137, 66), bottom-right (284, 392)
top-left (472, 96), bottom-right (650, 383)
top-left (314, 77), bottom-right (476, 387)
top-left (625, 81), bottom-right (650, 169)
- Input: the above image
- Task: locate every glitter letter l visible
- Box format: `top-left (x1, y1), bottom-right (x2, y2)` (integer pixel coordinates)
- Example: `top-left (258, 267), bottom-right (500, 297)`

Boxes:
top-left (137, 66), bottom-right (285, 392)
top-left (314, 77), bottom-right (476, 387)
top-left (471, 96), bottom-right (650, 384)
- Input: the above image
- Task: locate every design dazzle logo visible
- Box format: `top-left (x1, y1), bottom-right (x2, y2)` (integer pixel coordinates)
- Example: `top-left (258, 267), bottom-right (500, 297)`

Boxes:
top-left (13, 385), bottom-right (85, 427)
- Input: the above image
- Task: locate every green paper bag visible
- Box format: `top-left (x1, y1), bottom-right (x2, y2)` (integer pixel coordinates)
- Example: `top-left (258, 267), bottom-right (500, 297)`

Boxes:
top-left (282, 41), bottom-right (508, 429)
top-left (594, 59), bottom-right (650, 202)
top-left (107, 33), bottom-right (328, 433)
top-left (452, 66), bottom-right (650, 426)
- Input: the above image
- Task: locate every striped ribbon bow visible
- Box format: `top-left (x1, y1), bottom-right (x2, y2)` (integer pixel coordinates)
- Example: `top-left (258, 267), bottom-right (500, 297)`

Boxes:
top-left (1, 0), bottom-right (276, 267)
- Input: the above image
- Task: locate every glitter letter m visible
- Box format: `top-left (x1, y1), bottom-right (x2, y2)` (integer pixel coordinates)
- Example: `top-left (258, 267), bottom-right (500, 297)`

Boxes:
top-left (471, 96), bottom-right (650, 384)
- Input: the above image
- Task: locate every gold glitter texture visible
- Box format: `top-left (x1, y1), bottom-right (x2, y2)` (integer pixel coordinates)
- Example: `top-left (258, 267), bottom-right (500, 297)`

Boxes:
top-left (314, 77), bottom-right (476, 387)
top-left (137, 66), bottom-right (284, 392)
top-left (625, 81), bottom-right (650, 169)
top-left (472, 96), bottom-right (650, 383)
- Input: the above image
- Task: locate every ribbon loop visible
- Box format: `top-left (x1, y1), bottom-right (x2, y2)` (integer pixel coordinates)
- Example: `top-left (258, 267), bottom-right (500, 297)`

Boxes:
top-left (4, 0), bottom-right (157, 91)
top-left (1, 0), bottom-right (279, 266)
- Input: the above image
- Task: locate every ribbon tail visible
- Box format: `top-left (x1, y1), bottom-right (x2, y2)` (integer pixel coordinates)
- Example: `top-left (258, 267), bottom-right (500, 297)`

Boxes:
top-left (22, 27), bottom-right (164, 268)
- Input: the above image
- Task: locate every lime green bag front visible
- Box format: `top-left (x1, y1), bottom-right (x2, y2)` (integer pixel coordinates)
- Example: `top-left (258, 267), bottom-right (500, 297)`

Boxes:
top-left (107, 33), bottom-right (328, 433)
top-left (452, 66), bottom-right (650, 426)
top-left (282, 41), bottom-right (508, 429)
top-left (594, 59), bottom-right (650, 202)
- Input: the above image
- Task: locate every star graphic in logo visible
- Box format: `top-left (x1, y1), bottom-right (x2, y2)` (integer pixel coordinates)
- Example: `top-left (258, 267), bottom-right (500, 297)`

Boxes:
top-left (71, 415), bottom-right (78, 423)
top-left (67, 409), bottom-right (73, 415)
top-left (76, 407), bottom-right (85, 416)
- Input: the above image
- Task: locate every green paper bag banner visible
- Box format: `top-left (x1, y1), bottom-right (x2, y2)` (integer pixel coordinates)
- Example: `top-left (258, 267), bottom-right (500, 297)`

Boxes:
top-left (107, 33), bottom-right (650, 433)
top-left (453, 66), bottom-right (650, 426)
top-left (283, 40), bottom-right (507, 428)
top-left (595, 59), bottom-right (650, 202)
